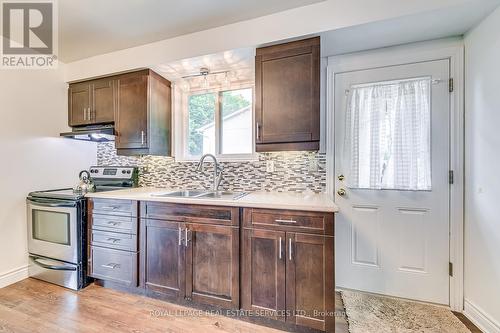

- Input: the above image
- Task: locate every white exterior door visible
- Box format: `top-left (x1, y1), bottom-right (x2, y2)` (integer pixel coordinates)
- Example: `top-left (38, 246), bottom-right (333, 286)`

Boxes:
top-left (334, 60), bottom-right (450, 305)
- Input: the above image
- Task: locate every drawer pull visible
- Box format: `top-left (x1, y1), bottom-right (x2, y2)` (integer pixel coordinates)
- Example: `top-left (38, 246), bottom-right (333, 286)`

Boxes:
top-left (106, 221), bottom-right (120, 226)
top-left (278, 237), bottom-right (282, 260)
top-left (101, 263), bottom-right (120, 269)
top-left (106, 238), bottom-right (121, 243)
top-left (275, 219), bottom-right (297, 224)
top-left (100, 206), bottom-right (119, 210)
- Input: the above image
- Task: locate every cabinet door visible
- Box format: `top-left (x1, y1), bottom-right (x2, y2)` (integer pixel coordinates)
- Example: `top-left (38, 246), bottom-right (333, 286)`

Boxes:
top-left (242, 229), bottom-right (286, 321)
top-left (68, 83), bottom-right (91, 126)
top-left (286, 233), bottom-right (335, 332)
top-left (255, 37), bottom-right (320, 151)
top-left (141, 219), bottom-right (185, 300)
top-left (185, 223), bottom-right (239, 309)
top-left (115, 74), bottom-right (148, 149)
top-left (92, 78), bottom-right (115, 124)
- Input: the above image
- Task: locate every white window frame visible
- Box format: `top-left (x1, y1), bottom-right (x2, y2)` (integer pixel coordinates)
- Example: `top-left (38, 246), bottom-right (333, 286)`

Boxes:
top-left (176, 82), bottom-right (257, 162)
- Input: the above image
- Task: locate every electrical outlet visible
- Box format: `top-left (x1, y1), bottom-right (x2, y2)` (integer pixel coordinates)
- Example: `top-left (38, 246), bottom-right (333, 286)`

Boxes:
top-left (266, 160), bottom-right (275, 173)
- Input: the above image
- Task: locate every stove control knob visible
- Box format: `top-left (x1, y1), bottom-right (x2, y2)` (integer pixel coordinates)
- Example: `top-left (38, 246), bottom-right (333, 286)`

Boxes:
top-left (127, 170), bottom-right (131, 174)
top-left (122, 170), bottom-right (126, 174)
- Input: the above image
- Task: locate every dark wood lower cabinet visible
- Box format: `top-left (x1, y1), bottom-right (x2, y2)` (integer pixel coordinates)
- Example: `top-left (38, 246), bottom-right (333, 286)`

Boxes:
top-left (242, 208), bottom-right (335, 332)
top-left (141, 219), bottom-right (186, 299)
top-left (286, 233), bottom-right (335, 332)
top-left (185, 223), bottom-right (239, 309)
top-left (140, 218), bottom-right (239, 308)
top-left (242, 229), bottom-right (286, 321)
top-left (91, 200), bottom-right (334, 332)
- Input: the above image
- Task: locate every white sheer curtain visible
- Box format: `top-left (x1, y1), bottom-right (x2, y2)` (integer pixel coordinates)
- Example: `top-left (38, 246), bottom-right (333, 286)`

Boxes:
top-left (344, 77), bottom-right (431, 191)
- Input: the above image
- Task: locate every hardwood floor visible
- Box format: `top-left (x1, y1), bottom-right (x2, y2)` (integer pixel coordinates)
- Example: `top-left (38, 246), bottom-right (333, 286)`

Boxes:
top-left (0, 279), bottom-right (347, 333)
top-left (0, 278), bottom-right (478, 333)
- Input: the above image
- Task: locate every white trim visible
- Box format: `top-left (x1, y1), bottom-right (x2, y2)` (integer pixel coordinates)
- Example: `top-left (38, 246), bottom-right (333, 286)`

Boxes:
top-left (0, 265), bottom-right (29, 289)
top-left (326, 37), bottom-right (465, 311)
top-left (464, 299), bottom-right (500, 333)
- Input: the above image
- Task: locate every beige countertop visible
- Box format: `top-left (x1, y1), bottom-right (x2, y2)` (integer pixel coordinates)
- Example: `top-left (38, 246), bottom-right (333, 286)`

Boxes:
top-left (86, 187), bottom-right (338, 213)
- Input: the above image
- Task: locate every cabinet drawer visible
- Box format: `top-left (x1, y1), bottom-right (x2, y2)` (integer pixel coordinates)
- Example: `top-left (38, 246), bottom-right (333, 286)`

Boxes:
top-left (91, 230), bottom-right (137, 251)
top-left (90, 246), bottom-right (137, 286)
top-left (91, 214), bottom-right (137, 234)
top-left (141, 202), bottom-right (238, 226)
top-left (244, 208), bottom-right (333, 235)
top-left (92, 199), bottom-right (136, 217)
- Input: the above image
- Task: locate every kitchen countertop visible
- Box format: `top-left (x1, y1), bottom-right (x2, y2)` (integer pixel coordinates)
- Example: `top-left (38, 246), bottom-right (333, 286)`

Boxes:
top-left (86, 187), bottom-right (338, 213)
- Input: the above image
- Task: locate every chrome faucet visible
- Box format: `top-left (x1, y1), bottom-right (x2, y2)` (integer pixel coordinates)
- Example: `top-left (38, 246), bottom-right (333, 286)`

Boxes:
top-left (195, 154), bottom-right (223, 191)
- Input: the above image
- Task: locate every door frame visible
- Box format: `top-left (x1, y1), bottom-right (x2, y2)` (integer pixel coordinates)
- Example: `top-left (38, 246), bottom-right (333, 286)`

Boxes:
top-left (325, 37), bottom-right (465, 311)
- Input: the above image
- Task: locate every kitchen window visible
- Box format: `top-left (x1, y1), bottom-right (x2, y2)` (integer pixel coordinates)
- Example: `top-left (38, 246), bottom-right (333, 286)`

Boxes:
top-left (184, 87), bottom-right (255, 160)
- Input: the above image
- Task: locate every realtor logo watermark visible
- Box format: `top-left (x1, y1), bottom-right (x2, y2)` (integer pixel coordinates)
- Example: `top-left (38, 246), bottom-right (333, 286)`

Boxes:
top-left (1, 0), bottom-right (58, 68)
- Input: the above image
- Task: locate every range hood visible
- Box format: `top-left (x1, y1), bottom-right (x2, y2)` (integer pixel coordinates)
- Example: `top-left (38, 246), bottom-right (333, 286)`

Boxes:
top-left (60, 125), bottom-right (115, 142)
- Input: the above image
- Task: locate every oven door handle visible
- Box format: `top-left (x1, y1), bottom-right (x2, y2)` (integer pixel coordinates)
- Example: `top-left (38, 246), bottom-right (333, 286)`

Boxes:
top-left (30, 256), bottom-right (77, 271)
top-left (27, 198), bottom-right (77, 208)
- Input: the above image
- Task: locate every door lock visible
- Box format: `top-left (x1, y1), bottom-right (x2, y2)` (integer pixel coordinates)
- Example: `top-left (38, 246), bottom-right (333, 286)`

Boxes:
top-left (337, 188), bottom-right (346, 196)
top-left (338, 174), bottom-right (345, 181)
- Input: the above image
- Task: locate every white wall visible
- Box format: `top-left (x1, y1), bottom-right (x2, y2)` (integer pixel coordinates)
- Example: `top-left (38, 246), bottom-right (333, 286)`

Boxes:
top-left (464, 6), bottom-right (500, 333)
top-left (0, 66), bottom-right (96, 288)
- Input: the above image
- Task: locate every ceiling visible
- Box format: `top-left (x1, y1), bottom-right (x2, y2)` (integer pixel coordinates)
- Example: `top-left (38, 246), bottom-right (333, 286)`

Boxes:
top-left (320, 0), bottom-right (500, 56)
top-left (58, 0), bottom-right (324, 62)
top-left (155, 48), bottom-right (254, 91)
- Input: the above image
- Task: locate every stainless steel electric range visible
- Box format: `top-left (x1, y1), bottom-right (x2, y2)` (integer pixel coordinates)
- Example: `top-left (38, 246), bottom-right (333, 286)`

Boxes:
top-left (26, 166), bottom-right (138, 290)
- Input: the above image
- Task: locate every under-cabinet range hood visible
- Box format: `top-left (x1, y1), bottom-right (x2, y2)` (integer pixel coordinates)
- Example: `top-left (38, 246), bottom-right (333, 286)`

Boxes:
top-left (60, 124), bottom-right (115, 142)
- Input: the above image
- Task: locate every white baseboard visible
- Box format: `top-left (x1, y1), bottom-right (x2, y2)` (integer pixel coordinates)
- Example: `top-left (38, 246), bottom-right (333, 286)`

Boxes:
top-left (0, 265), bottom-right (29, 289)
top-left (464, 299), bottom-right (500, 333)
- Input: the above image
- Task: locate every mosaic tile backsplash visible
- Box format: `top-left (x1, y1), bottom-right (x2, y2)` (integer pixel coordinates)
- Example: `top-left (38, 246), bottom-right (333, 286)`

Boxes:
top-left (97, 142), bottom-right (327, 193)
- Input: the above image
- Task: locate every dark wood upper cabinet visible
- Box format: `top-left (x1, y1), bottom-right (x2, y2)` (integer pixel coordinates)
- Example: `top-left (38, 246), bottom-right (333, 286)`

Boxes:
top-left (255, 37), bottom-right (320, 152)
top-left (68, 69), bottom-right (171, 156)
top-left (115, 70), bottom-right (172, 156)
top-left (92, 78), bottom-right (115, 124)
top-left (68, 82), bottom-right (91, 126)
top-left (115, 73), bottom-right (148, 150)
top-left (69, 79), bottom-right (114, 126)
top-left (242, 228), bottom-right (286, 321)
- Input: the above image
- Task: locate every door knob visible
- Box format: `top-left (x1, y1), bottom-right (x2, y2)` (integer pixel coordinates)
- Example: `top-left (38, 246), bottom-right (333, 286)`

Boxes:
top-left (337, 188), bottom-right (346, 196)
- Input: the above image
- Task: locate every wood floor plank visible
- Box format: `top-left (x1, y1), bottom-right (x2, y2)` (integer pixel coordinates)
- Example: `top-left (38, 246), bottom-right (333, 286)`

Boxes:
top-left (0, 279), bottom-right (478, 333)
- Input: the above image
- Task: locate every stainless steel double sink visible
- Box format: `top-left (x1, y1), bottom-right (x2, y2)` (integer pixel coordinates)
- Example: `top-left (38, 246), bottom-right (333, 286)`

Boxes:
top-left (151, 190), bottom-right (248, 200)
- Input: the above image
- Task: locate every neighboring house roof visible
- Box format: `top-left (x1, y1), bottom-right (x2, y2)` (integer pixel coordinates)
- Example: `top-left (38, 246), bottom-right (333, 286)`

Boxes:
top-left (197, 105), bottom-right (251, 132)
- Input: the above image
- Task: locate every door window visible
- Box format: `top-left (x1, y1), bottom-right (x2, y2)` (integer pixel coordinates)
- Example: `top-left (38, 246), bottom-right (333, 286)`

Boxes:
top-left (344, 77), bottom-right (431, 190)
top-left (32, 210), bottom-right (71, 245)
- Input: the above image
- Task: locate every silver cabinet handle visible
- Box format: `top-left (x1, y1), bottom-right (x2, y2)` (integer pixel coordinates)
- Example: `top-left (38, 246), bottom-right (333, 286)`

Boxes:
top-left (101, 263), bottom-right (120, 269)
top-left (141, 131), bottom-right (145, 145)
top-left (184, 228), bottom-right (188, 247)
top-left (106, 221), bottom-right (120, 226)
top-left (178, 227), bottom-right (182, 246)
top-left (256, 122), bottom-right (260, 141)
top-left (106, 238), bottom-right (120, 243)
top-left (88, 108), bottom-right (92, 121)
top-left (278, 237), bottom-right (282, 259)
top-left (83, 107), bottom-right (87, 121)
top-left (289, 238), bottom-right (293, 261)
top-left (101, 206), bottom-right (119, 210)
top-left (275, 219), bottom-right (297, 224)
